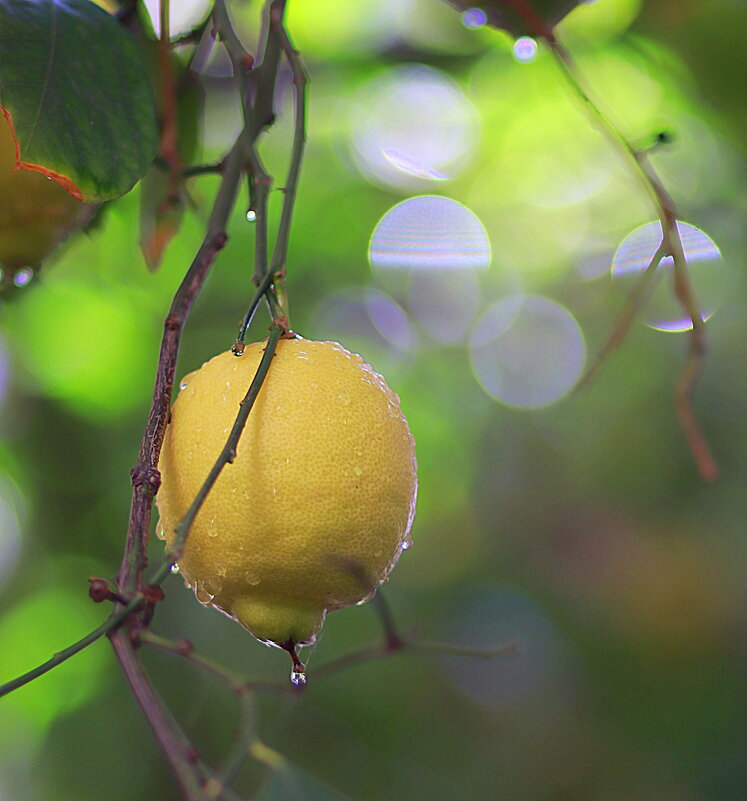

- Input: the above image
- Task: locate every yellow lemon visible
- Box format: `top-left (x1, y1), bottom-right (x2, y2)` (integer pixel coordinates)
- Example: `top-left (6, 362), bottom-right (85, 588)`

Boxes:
top-left (156, 337), bottom-right (417, 651)
top-left (0, 114), bottom-right (92, 273)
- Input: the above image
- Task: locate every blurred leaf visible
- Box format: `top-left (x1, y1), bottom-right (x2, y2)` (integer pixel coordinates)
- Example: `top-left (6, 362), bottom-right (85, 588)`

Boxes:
top-left (443, 0), bottom-right (581, 36)
top-left (0, 0), bottom-right (158, 202)
top-left (0, 585), bottom-right (108, 733)
top-left (138, 166), bottom-right (186, 271)
top-left (139, 48), bottom-right (203, 270)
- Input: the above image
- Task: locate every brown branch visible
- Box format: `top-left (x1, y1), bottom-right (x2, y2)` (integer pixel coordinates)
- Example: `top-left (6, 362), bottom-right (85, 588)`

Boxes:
top-left (137, 630), bottom-right (288, 695)
top-left (110, 630), bottom-right (207, 801)
top-left (498, 0), bottom-right (717, 480)
top-left (577, 243), bottom-right (666, 391)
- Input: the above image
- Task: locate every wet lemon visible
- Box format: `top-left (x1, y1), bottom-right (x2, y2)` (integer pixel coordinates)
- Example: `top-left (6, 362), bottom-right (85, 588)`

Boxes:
top-left (156, 338), bottom-right (417, 649)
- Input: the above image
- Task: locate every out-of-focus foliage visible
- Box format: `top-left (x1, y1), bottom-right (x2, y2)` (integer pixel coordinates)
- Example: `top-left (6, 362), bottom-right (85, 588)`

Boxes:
top-left (0, 0), bottom-right (158, 201)
top-left (2, 1), bottom-right (747, 800)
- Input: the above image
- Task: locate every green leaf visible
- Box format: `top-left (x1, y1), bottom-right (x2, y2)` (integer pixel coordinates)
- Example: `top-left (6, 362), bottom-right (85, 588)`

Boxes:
top-left (0, 0), bottom-right (158, 202)
top-left (443, 0), bottom-right (582, 37)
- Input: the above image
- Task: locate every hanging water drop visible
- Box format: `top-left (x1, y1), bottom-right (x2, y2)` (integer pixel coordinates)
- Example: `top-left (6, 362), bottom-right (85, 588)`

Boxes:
top-left (13, 268), bottom-right (33, 288)
top-left (290, 669), bottom-right (307, 687)
top-left (246, 209), bottom-right (257, 222)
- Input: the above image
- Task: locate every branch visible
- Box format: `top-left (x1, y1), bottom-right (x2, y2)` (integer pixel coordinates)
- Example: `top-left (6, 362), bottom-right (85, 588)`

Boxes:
top-left (118, 136), bottom-right (245, 595)
top-left (577, 243), bottom-right (666, 390)
top-left (138, 630), bottom-right (288, 695)
top-left (110, 630), bottom-right (207, 801)
top-left (118, 0), bottom-right (297, 597)
top-left (0, 612), bottom-right (116, 698)
top-left (499, 0), bottom-right (717, 480)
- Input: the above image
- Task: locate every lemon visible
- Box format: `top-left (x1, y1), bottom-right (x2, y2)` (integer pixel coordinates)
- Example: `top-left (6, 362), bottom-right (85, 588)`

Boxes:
top-left (156, 337), bottom-right (417, 649)
top-left (0, 114), bottom-right (92, 272)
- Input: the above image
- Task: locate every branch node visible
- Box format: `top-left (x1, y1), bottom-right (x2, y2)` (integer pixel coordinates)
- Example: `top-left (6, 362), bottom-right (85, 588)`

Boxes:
top-left (164, 313), bottom-right (181, 332)
top-left (88, 577), bottom-right (128, 606)
top-left (142, 585), bottom-right (166, 604)
top-left (272, 315), bottom-right (290, 335)
top-left (130, 465), bottom-right (162, 491)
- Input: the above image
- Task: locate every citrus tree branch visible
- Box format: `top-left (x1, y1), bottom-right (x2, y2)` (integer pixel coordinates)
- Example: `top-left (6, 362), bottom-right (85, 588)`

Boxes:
top-left (138, 630), bottom-right (288, 694)
top-left (167, 324), bottom-right (283, 569)
top-left (578, 243), bottom-right (667, 390)
top-left (497, 0), bottom-right (717, 481)
top-left (0, 612), bottom-right (117, 698)
top-left (110, 631), bottom-right (208, 801)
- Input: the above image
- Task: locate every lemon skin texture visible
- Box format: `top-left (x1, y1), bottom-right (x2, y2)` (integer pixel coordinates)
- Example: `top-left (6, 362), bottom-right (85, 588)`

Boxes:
top-left (157, 338), bottom-right (418, 647)
top-left (0, 115), bottom-right (90, 270)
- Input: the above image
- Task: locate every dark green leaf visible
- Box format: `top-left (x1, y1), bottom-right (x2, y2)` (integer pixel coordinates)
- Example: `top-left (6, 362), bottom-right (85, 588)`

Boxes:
top-left (0, 0), bottom-right (158, 202)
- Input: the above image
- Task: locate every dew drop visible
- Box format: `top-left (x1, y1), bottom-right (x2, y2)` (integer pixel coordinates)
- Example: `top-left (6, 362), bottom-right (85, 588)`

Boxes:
top-left (156, 520), bottom-right (166, 541)
top-left (169, 562), bottom-right (180, 574)
top-left (402, 537), bottom-right (412, 551)
top-left (356, 588), bottom-right (377, 606)
top-left (246, 209), bottom-right (257, 222)
top-left (290, 669), bottom-right (307, 687)
top-left (513, 36), bottom-right (538, 64)
top-left (203, 575), bottom-right (223, 595)
top-left (244, 570), bottom-right (261, 586)
top-left (195, 583), bottom-right (214, 605)
top-left (180, 380), bottom-right (188, 390)
top-left (12, 268), bottom-right (33, 288)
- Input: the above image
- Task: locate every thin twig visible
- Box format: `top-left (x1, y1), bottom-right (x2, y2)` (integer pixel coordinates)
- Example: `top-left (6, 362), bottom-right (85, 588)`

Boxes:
top-left (236, 265), bottom-right (278, 346)
top-left (183, 162), bottom-right (224, 178)
top-left (166, 324), bottom-right (284, 568)
top-left (110, 630), bottom-right (206, 801)
top-left (215, 694), bottom-right (259, 797)
top-left (577, 243), bottom-right (666, 390)
top-left (0, 612), bottom-right (117, 698)
top-left (266, 10), bottom-right (308, 288)
top-left (498, 0), bottom-right (716, 480)
top-left (315, 630), bottom-right (517, 678)
top-left (138, 631), bottom-right (287, 694)
top-left (118, 136), bottom-right (246, 595)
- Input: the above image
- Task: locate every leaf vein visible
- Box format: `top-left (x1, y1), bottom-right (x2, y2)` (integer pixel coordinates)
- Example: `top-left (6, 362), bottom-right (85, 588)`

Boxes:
top-left (22, 1), bottom-right (58, 152)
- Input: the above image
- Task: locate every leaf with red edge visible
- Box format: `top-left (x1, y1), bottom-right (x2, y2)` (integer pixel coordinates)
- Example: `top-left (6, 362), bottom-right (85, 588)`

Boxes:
top-left (0, 0), bottom-right (158, 202)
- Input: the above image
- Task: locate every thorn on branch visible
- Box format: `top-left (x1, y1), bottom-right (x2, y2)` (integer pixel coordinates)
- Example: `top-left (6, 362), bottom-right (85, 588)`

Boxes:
top-left (173, 638), bottom-right (194, 656)
top-left (88, 578), bottom-right (128, 606)
top-left (272, 315), bottom-right (290, 335)
top-left (142, 585), bottom-right (166, 604)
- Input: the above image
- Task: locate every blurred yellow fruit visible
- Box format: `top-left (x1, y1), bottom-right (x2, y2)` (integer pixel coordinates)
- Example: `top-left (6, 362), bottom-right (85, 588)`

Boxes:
top-left (156, 338), bottom-right (418, 649)
top-left (0, 113), bottom-right (92, 272)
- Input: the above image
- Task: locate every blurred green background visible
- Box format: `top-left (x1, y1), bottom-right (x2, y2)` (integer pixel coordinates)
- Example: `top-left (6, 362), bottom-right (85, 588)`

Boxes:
top-left (2, 0), bottom-right (747, 798)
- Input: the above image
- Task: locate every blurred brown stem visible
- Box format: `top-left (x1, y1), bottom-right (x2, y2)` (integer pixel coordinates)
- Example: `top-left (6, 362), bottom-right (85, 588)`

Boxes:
top-left (500, 0), bottom-right (717, 481)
